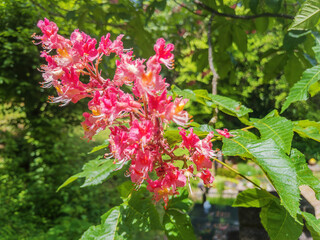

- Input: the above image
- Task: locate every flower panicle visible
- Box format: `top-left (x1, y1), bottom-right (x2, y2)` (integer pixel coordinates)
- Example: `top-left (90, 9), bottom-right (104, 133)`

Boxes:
top-left (34, 18), bottom-right (233, 207)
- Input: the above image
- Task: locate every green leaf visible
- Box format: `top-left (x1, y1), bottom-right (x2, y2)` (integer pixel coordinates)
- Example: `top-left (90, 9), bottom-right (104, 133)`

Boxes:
top-left (260, 200), bottom-right (303, 240)
top-left (172, 86), bottom-right (196, 101)
top-left (233, 188), bottom-right (276, 208)
top-left (217, 23), bottom-right (232, 51)
top-left (265, 0), bottom-right (282, 13)
top-left (291, 148), bottom-right (320, 199)
top-left (313, 34), bottom-right (320, 62)
top-left (294, 119), bottom-right (320, 129)
top-left (251, 116), bottom-right (293, 154)
top-left (281, 65), bottom-right (320, 113)
top-left (232, 26), bottom-right (247, 53)
top-left (302, 212), bottom-right (320, 240)
top-left (121, 185), bottom-right (162, 232)
top-left (255, 17), bottom-right (269, 33)
top-left (309, 81), bottom-right (320, 96)
top-left (289, 0), bottom-right (320, 30)
top-left (88, 141), bottom-right (109, 154)
top-left (264, 53), bottom-right (287, 81)
top-left (284, 53), bottom-right (304, 85)
top-left (222, 129), bottom-right (258, 158)
top-left (172, 87), bottom-right (253, 119)
top-left (163, 209), bottom-right (196, 240)
top-left (164, 129), bottom-right (182, 146)
top-left (80, 206), bottom-right (122, 240)
top-left (293, 121), bottom-right (320, 142)
top-left (207, 93), bottom-right (253, 118)
top-left (246, 139), bottom-right (301, 220)
top-left (248, 0), bottom-right (259, 13)
top-left (56, 175), bottom-right (80, 192)
top-left (264, 109), bottom-right (279, 119)
top-left (80, 158), bottom-right (124, 187)
top-left (283, 30), bottom-right (309, 51)
top-left (117, 181), bottom-right (134, 199)
top-left (57, 157), bottom-right (125, 190)
top-left (167, 189), bottom-right (193, 212)
top-left (224, 135), bottom-right (302, 221)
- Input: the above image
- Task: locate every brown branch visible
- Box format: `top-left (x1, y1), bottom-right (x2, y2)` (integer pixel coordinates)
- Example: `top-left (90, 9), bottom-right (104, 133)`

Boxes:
top-left (208, 14), bottom-right (219, 126)
top-left (173, 0), bottom-right (205, 17)
top-left (194, 0), bottom-right (294, 20)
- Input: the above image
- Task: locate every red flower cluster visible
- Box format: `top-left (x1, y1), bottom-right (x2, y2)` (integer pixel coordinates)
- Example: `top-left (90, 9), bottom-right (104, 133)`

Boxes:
top-left (34, 18), bottom-right (232, 206)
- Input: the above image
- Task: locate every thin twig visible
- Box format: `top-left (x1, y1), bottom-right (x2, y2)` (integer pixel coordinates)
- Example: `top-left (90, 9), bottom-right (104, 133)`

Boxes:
top-left (173, 0), bottom-right (205, 17)
top-left (195, 0), bottom-right (294, 20)
top-left (214, 158), bottom-right (263, 189)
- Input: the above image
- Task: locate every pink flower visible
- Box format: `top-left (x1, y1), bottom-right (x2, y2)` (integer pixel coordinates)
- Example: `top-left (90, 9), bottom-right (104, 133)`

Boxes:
top-left (154, 38), bottom-right (175, 69)
top-left (71, 29), bottom-right (99, 61)
top-left (197, 169), bottom-right (214, 185)
top-left (113, 52), bottom-right (145, 87)
top-left (148, 90), bottom-right (171, 117)
top-left (35, 18), bottom-right (59, 48)
top-left (164, 98), bottom-right (189, 126)
top-left (98, 33), bottom-right (124, 56)
top-left (216, 128), bottom-right (234, 138)
top-left (179, 128), bottom-right (200, 150)
top-left (49, 68), bottom-right (91, 106)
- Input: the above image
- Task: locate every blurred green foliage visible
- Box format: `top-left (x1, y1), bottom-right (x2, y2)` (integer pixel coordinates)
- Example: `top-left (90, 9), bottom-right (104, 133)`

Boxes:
top-left (0, 0), bottom-right (319, 239)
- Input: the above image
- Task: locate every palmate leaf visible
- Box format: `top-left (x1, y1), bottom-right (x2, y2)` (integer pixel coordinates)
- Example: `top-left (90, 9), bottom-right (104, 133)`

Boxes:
top-left (207, 93), bottom-right (253, 118)
top-left (163, 210), bottom-right (196, 240)
top-left (302, 212), bottom-right (320, 240)
top-left (293, 120), bottom-right (320, 142)
top-left (162, 190), bottom-right (196, 240)
top-left (313, 34), bottom-right (320, 63)
top-left (223, 137), bottom-right (301, 221)
top-left (281, 63), bottom-right (320, 113)
top-left (121, 185), bottom-right (162, 233)
top-left (260, 199), bottom-right (303, 240)
top-left (247, 139), bottom-right (301, 221)
top-left (291, 148), bottom-right (320, 200)
top-left (233, 189), bottom-right (276, 208)
top-left (222, 129), bottom-right (258, 158)
top-left (81, 186), bottom-right (163, 240)
top-left (251, 116), bottom-right (293, 154)
top-left (309, 81), bottom-right (320, 96)
top-left (172, 86), bottom-right (252, 118)
top-left (289, 0), bottom-right (320, 31)
top-left (80, 206), bottom-right (122, 240)
top-left (167, 189), bottom-right (193, 212)
top-left (88, 141), bottom-right (109, 154)
top-left (57, 157), bottom-right (124, 191)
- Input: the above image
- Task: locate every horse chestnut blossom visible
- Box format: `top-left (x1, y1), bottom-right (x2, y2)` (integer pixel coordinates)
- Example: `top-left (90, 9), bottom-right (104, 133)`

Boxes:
top-left (33, 18), bottom-right (233, 207)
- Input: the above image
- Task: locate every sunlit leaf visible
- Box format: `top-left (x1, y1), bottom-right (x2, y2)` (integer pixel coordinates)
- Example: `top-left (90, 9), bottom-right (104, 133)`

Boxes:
top-left (251, 116), bottom-right (293, 154)
top-left (289, 0), bottom-right (320, 30)
top-left (57, 156), bottom-right (125, 190)
top-left (222, 129), bottom-right (258, 158)
top-left (291, 148), bottom-right (320, 199)
top-left (302, 212), bottom-right (320, 240)
top-left (293, 120), bottom-right (320, 142)
top-left (233, 188), bottom-right (276, 208)
top-left (80, 206), bottom-right (122, 240)
top-left (281, 65), bottom-right (320, 113)
top-left (260, 200), bottom-right (303, 240)
top-left (163, 209), bottom-right (196, 240)
top-left (247, 139), bottom-right (301, 221)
